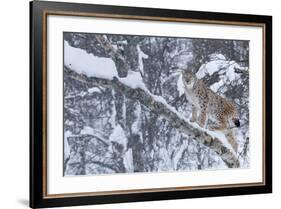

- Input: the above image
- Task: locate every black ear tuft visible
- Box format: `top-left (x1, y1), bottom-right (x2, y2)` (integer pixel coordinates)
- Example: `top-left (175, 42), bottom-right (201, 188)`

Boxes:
top-left (234, 119), bottom-right (240, 127)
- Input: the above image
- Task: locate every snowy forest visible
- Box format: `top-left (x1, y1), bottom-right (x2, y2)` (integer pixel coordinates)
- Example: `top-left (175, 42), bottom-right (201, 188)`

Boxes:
top-left (63, 32), bottom-right (249, 176)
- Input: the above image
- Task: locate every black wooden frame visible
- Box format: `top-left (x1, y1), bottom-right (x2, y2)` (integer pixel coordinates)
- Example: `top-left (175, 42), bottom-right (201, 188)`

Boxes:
top-left (30, 0), bottom-right (272, 208)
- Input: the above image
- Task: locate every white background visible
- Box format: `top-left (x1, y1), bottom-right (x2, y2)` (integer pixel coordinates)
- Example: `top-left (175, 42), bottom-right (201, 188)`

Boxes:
top-left (0, 0), bottom-right (279, 208)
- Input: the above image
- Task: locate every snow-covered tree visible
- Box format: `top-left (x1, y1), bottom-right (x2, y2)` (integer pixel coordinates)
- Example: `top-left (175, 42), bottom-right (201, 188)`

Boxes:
top-left (63, 33), bottom-right (249, 176)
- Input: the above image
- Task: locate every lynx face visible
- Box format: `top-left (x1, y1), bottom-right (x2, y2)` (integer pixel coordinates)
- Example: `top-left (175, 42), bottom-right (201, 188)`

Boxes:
top-left (182, 71), bottom-right (195, 85)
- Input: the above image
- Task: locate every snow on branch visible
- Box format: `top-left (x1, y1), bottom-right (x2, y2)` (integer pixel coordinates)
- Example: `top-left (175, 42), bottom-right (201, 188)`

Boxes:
top-left (95, 35), bottom-right (130, 77)
top-left (64, 66), bottom-right (240, 168)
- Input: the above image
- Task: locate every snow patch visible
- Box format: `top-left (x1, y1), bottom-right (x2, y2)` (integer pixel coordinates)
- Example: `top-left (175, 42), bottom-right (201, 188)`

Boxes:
top-left (119, 71), bottom-right (146, 89)
top-left (206, 130), bottom-right (236, 155)
top-left (80, 126), bottom-right (109, 145)
top-left (80, 126), bottom-right (94, 135)
top-left (109, 124), bottom-right (127, 149)
top-left (187, 122), bottom-right (237, 155)
top-left (123, 148), bottom-right (134, 172)
top-left (173, 140), bottom-right (188, 170)
top-left (109, 89), bottom-right (117, 126)
top-left (65, 41), bottom-right (147, 91)
top-left (64, 130), bottom-right (72, 159)
top-left (177, 73), bottom-right (185, 96)
top-left (196, 54), bottom-right (242, 93)
top-left (88, 87), bottom-right (101, 94)
top-left (209, 53), bottom-right (226, 61)
top-left (137, 44), bottom-right (149, 75)
top-left (64, 41), bottom-right (118, 80)
top-left (131, 102), bottom-right (142, 134)
top-left (210, 79), bottom-right (224, 92)
top-left (196, 60), bottom-right (223, 79)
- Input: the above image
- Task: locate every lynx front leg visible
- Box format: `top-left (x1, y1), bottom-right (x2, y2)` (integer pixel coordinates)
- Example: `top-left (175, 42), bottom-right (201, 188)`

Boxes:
top-left (190, 105), bottom-right (197, 123)
top-left (198, 106), bottom-right (208, 128)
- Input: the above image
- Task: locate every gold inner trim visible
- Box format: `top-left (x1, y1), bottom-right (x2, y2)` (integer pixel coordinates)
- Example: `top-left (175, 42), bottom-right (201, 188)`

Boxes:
top-left (41, 10), bottom-right (267, 199)
top-left (42, 10), bottom-right (47, 198)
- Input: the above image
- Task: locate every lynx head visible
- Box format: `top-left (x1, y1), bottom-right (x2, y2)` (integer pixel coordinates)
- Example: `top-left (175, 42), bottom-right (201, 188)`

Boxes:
top-left (182, 71), bottom-right (196, 85)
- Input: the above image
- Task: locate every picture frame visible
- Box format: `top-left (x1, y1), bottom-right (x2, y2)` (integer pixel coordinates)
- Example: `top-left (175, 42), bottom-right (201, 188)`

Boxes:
top-left (30, 0), bottom-right (272, 208)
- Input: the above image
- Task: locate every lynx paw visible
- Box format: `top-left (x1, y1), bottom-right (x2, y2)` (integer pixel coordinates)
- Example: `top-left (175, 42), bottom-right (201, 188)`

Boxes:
top-left (190, 118), bottom-right (196, 123)
top-left (208, 125), bottom-right (216, 131)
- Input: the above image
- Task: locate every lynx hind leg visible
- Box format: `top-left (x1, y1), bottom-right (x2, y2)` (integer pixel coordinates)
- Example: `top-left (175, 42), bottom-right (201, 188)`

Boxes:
top-left (209, 115), bottom-right (227, 131)
top-left (209, 115), bottom-right (238, 152)
top-left (225, 130), bottom-right (238, 152)
top-left (190, 105), bottom-right (197, 123)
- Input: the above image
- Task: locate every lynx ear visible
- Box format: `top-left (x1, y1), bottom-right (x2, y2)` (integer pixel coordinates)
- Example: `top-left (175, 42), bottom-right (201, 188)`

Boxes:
top-left (185, 62), bottom-right (196, 74)
top-left (190, 67), bottom-right (198, 75)
top-left (182, 69), bottom-right (188, 76)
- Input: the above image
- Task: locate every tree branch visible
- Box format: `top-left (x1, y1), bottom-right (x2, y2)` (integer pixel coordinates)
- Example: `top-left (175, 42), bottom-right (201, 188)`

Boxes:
top-left (95, 35), bottom-right (130, 77)
top-left (64, 67), bottom-right (240, 168)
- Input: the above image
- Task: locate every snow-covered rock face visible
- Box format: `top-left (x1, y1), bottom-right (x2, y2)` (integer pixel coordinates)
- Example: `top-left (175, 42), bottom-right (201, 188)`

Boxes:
top-left (63, 33), bottom-right (249, 176)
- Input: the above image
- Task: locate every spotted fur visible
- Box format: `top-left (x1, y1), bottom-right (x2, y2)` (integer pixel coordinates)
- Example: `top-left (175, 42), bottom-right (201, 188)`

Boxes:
top-left (182, 71), bottom-right (240, 151)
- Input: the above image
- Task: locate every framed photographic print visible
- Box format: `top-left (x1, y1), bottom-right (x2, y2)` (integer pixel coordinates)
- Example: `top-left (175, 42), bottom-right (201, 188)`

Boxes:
top-left (30, 0), bottom-right (272, 208)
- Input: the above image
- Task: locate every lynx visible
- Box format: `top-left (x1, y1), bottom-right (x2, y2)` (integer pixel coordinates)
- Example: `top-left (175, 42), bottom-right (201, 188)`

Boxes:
top-left (182, 71), bottom-right (240, 151)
